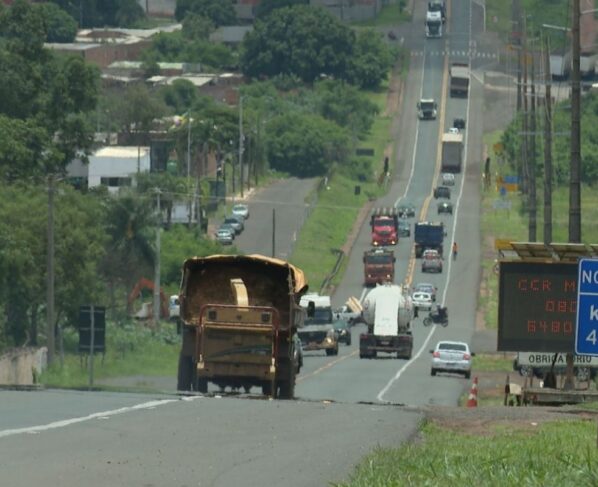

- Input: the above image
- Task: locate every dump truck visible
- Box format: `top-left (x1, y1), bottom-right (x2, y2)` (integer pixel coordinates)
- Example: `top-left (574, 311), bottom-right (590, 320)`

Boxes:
top-left (370, 207), bottom-right (399, 246)
top-left (363, 248), bottom-right (396, 287)
top-left (298, 293), bottom-right (339, 356)
top-left (449, 63), bottom-right (469, 97)
top-left (359, 283), bottom-right (414, 359)
top-left (441, 132), bottom-right (463, 173)
top-left (414, 221), bottom-right (445, 258)
top-left (176, 254), bottom-right (308, 399)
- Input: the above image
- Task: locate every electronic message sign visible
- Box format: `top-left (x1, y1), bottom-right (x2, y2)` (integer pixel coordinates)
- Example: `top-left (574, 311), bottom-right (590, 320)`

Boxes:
top-left (498, 261), bottom-right (577, 352)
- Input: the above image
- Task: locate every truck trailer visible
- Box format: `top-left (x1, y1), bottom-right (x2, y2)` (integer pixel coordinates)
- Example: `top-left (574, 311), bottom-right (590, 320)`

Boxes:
top-left (176, 254), bottom-right (308, 399)
top-left (359, 284), bottom-right (414, 359)
top-left (414, 221), bottom-right (445, 258)
top-left (449, 63), bottom-right (469, 97)
top-left (441, 132), bottom-right (464, 173)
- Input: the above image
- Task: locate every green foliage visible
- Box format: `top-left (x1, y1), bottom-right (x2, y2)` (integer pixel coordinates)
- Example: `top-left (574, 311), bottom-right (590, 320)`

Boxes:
top-left (175, 0), bottom-right (236, 27)
top-left (36, 2), bottom-right (77, 42)
top-left (160, 79), bottom-right (199, 113)
top-left (266, 112), bottom-right (350, 177)
top-left (313, 79), bottom-right (379, 137)
top-left (141, 30), bottom-right (235, 70)
top-left (0, 183), bottom-right (107, 347)
top-left (346, 29), bottom-right (394, 89)
top-left (182, 12), bottom-right (214, 41)
top-left (48, 0), bottom-right (145, 28)
top-left (112, 83), bottom-right (168, 135)
top-left (240, 6), bottom-right (355, 84)
top-left (501, 91), bottom-right (598, 186)
top-left (255, 0), bottom-right (309, 18)
top-left (338, 421), bottom-right (598, 486)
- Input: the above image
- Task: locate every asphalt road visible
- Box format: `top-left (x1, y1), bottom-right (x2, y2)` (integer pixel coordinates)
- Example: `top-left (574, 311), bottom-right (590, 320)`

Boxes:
top-left (0, 2), bottom-right (496, 485)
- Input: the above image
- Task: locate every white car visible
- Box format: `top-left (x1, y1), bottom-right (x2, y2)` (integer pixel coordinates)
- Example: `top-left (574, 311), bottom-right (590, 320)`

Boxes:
top-left (412, 291), bottom-right (433, 312)
top-left (169, 295), bottom-right (180, 321)
top-left (448, 127), bottom-right (460, 134)
top-left (232, 204), bottom-right (249, 220)
top-left (441, 173), bottom-right (455, 186)
top-left (430, 341), bottom-right (474, 378)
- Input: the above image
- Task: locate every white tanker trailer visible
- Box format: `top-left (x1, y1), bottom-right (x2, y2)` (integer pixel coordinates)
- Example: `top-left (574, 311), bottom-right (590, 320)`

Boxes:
top-left (359, 283), bottom-right (414, 359)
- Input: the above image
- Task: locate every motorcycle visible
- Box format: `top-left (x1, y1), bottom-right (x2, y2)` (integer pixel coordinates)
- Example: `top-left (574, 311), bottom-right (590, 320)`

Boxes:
top-left (423, 309), bottom-right (448, 327)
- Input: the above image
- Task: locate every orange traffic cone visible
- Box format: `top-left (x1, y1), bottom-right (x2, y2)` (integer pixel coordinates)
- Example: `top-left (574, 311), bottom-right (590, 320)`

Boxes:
top-left (466, 376), bottom-right (478, 408)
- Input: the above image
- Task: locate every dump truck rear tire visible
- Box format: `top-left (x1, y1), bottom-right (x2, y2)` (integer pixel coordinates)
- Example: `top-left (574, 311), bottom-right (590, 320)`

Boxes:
top-left (177, 355), bottom-right (193, 391)
top-left (195, 377), bottom-right (208, 393)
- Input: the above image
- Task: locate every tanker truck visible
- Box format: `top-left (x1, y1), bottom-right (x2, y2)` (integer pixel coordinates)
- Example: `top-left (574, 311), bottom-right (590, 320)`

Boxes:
top-left (359, 283), bottom-right (414, 359)
top-left (176, 254), bottom-right (308, 399)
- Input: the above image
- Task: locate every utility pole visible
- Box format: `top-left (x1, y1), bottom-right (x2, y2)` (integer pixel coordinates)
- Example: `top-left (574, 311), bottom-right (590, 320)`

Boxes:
top-left (521, 15), bottom-right (529, 196)
top-left (272, 208), bottom-right (276, 258)
top-left (529, 45), bottom-right (537, 242)
top-left (239, 96), bottom-right (245, 199)
top-left (153, 189), bottom-right (161, 330)
top-left (570, 0), bottom-right (582, 243)
top-left (46, 175), bottom-right (56, 365)
top-left (514, 0), bottom-right (523, 111)
top-left (543, 35), bottom-right (553, 244)
top-left (187, 115), bottom-right (192, 225)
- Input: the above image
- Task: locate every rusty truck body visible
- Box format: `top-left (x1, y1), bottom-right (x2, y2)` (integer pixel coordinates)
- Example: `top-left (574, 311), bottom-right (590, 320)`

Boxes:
top-left (176, 254), bottom-right (308, 399)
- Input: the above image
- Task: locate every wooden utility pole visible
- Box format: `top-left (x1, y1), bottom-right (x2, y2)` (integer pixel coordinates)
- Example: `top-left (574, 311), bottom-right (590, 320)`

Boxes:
top-left (543, 35), bottom-right (553, 244)
top-left (570, 0), bottom-right (582, 243)
top-left (529, 46), bottom-right (537, 242)
top-left (46, 175), bottom-right (56, 364)
top-left (521, 15), bottom-right (529, 195)
top-left (153, 189), bottom-right (161, 330)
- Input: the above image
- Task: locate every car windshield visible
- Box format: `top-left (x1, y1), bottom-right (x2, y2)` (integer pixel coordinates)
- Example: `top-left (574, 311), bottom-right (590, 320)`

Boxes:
top-left (438, 343), bottom-right (467, 352)
top-left (233, 205), bottom-right (246, 212)
top-left (365, 254), bottom-right (393, 264)
top-left (420, 101), bottom-right (435, 110)
top-left (414, 293), bottom-right (430, 300)
top-left (306, 308), bottom-right (333, 325)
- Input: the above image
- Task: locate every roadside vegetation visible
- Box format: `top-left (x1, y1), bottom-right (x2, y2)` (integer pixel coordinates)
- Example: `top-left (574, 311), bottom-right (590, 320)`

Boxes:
top-left (338, 419), bottom-right (598, 486)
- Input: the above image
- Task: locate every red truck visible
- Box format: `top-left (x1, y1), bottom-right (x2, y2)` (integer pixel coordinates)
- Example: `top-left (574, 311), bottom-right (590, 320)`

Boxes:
top-left (363, 248), bottom-right (396, 286)
top-left (370, 208), bottom-right (399, 246)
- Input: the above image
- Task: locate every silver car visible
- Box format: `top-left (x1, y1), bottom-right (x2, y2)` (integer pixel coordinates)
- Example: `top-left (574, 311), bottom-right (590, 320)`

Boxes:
top-left (430, 341), bottom-right (474, 379)
top-left (422, 250), bottom-right (443, 273)
top-left (232, 204), bottom-right (249, 220)
top-left (216, 228), bottom-right (234, 245)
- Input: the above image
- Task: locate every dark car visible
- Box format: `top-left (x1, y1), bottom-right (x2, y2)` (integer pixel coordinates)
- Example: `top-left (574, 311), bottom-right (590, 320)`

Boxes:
top-left (223, 216), bottom-right (244, 234)
top-left (453, 118), bottom-right (466, 130)
top-left (396, 202), bottom-right (416, 218)
top-left (398, 219), bottom-right (411, 237)
top-left (433, 186), bottom-right (451, 199)
top-left (437, 201), bottom-right (453, 215)
top-left (333, 319), bottom-right (352, 345)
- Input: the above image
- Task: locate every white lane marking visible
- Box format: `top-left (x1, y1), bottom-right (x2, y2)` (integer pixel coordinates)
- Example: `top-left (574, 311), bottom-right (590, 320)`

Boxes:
top-left (0, 398), bottom-right (184, 438)
top-left (377, 1), bottom-right (475, 403)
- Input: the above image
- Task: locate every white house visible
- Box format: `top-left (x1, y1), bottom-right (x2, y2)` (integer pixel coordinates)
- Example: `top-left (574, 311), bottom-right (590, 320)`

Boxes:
top-left (88, 146), bottom-right (150, 193)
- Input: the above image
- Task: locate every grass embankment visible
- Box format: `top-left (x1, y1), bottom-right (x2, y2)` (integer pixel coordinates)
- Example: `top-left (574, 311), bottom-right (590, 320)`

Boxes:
top-left (338, 420), bottom-right (598, 486)
top-left (291, 81), bottom-right (394, 290)
top-left (40, 323), bottom-right (179, 389)
top-left (353, 0), bottom-right (411, 27)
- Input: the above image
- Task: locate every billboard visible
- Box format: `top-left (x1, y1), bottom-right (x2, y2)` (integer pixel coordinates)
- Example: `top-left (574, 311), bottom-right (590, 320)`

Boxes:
top-left (498, 261), bottom-right (577, 352)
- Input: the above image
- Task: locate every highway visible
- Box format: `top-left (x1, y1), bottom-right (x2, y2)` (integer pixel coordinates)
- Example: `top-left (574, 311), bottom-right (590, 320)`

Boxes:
top-left (0, 1), bottom-right (491, 485)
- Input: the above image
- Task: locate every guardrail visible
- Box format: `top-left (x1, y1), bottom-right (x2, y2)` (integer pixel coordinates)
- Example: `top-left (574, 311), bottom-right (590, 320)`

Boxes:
top-left (319, 249), bottom-right (345, 294)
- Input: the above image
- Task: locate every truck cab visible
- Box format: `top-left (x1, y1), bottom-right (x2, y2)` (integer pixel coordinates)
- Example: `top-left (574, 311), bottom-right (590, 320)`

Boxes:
top-left (298, 294), bottom-right (339, 356)
top-left (417, 99), bottom-right (438, 119)
top-left (363, 248), bottom-right (396, 287)
top-left (425, 10), bottom-right (443, 37)
top-left (370, 208), bottom-right (399, 246)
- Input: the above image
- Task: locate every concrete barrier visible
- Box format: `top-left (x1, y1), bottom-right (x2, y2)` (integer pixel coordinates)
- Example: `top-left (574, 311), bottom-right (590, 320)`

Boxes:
top-left (0, 347), bottom-right (47, 385)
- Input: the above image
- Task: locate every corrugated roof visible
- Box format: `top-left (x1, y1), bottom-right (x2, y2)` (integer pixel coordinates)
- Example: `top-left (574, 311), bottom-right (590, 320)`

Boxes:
top-left (93, 146), bottom-right (150, 158)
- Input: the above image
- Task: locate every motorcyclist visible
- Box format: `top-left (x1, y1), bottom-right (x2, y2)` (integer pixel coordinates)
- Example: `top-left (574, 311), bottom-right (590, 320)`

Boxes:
top-left (435, 304), bottom-right (448, 323)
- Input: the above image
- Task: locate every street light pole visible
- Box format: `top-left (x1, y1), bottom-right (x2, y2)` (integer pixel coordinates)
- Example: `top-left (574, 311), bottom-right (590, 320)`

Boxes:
top-left (570, 0), bottom-right (581, 243)
top-left (153, 189), bottom-right (161, 330)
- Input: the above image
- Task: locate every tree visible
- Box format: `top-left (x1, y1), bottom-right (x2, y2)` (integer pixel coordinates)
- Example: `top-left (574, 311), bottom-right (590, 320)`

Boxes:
top-left (175, 0), bottom-right (236, 27)
top-left (160, 79), bottom-right (199, 113)
top-left (346, 29), bottom-right (393, 89)
top-left (113, 84), bottom-right (168, 136)
top-left (48, 0), bottom-right (144, 28)
top-left (182, 12), bottom-right (214, 41)
top-left (36, 2), bottom-right (77, 42)
top-left (114, 0), bottom-right (144, 27)
top-left (240, 6), bottom-right (354, 83)
top-left (255, 0), bottom-right (308, 18)
top-left (266, 112), bottom-right (349, 177)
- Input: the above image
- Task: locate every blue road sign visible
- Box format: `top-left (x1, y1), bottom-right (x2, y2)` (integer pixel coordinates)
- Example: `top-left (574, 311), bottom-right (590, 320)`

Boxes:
top-left (575, 259), bottom-right (598, 355)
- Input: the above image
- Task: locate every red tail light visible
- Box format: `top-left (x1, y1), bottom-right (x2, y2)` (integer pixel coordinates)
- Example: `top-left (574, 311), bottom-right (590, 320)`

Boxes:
top-left (463, 353), bottom-right (471, 360)
top-left (433, 351), bottom-right (440, 358)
